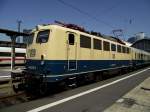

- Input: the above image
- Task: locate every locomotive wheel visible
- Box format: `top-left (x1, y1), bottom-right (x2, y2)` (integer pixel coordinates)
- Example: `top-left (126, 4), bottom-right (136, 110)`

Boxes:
top-left (94, 74), bottom-right (102, 82)
top-left (39, 82), bottom-right (48, 96)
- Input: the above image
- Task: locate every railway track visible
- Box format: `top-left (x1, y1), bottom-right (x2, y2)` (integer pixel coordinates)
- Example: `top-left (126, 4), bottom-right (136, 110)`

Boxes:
top-left (0, 80), bottom-right (28, 109)
top-left (0, 92), bottom-right (27, 109)
top-left (0, 92), bottom-right (25, 101)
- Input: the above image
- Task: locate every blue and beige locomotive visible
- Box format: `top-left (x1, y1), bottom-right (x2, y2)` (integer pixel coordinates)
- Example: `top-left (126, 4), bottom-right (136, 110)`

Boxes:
top-left (13, 21), bottom-right (150, 95)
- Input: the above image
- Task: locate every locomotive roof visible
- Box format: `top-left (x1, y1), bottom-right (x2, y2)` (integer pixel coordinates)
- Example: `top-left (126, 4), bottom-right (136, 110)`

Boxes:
top-left (55, 21), bottom-right (125, 45)
top-left (36, 24), bottom-right (125, 45)
top-left (57, 24), bottom-right (125, 45)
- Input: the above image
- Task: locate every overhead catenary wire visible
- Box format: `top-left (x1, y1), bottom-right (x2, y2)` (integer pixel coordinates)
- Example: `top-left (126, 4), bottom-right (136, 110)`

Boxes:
top-left (57, 0), bottom-right (116, 29)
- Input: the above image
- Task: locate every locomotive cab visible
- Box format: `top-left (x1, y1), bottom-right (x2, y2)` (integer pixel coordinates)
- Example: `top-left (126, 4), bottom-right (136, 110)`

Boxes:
top-left (26, 24), bottom-right (78, 78)
top-left (21, 24), bottom-right (79, 95)
top-left (17, 25), bottom-right (55, 95)
top-left (24, 24), bottom-right (75, 86)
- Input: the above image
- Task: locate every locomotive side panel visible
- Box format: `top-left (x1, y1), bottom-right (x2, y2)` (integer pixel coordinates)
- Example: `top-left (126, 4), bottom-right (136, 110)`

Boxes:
top-left (25, 24), bottom-right (150, 83)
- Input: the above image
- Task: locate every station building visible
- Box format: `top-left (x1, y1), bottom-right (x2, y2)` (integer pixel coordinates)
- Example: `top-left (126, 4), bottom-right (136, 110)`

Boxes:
top-left (131, 38), bottom-right (150, 53)
top-left (127, 32), bottom-right (150, 53)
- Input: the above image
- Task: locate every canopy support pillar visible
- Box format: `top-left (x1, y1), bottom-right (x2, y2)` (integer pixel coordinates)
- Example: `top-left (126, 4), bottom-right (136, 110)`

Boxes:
top-left (10, 36), bottom-right (16, 71)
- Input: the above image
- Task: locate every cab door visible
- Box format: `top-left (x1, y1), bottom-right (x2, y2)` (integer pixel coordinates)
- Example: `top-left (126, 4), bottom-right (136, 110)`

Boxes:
top-left (67, 32), bottom-right (77, 70)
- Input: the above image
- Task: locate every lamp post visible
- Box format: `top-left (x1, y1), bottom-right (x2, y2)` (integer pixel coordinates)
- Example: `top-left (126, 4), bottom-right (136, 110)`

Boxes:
top-left (17, 20), bottom-right (22, 43)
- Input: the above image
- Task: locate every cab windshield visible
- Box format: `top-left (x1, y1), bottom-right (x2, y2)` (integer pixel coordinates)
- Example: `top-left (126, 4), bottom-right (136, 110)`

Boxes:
top-left (36, 30), bottom-right (50, 43)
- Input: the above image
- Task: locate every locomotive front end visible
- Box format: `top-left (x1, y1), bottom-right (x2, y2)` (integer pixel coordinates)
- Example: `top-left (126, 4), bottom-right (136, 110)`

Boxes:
top-left (26, 28), bottom-right (51, 75)
top-left (26, 25), bottom-right (53, 94)
top-left (13, 25), bottom-right (55, 95)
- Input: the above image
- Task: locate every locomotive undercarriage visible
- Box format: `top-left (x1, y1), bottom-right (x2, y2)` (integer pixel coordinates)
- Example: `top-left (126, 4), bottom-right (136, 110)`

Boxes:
top-left (11, 63), bottom-right (150, 97)
top-left (11, 69), bottom-right (104, 96)
top-left (11, 70), bottom-right (51, 97)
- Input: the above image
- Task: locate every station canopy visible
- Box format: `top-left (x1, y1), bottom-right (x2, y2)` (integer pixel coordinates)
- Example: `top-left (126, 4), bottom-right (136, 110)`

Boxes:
top-left (0, 28), bottom-right (29, 37)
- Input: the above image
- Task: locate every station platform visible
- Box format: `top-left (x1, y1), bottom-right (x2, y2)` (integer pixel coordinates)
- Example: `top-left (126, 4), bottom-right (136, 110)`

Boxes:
top-left (104, 76), bottom-right (150, 112)
top-left (0, 68), bottom-right (13, 98)
top-left (0, 71), bottom-right (11, 81)
top-left (0, 67), bottom-right (24, 98)
top-left (0, 66), bottom-right (24, 80)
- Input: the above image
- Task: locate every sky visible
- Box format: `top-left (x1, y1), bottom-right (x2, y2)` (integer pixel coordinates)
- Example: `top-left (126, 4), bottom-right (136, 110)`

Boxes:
top-left (0, 0), bottom-right (150, 41)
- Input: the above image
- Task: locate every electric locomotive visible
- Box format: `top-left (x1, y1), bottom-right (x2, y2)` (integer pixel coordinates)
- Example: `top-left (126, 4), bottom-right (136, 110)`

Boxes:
top-left (12, 21), bottom-right (150, 95)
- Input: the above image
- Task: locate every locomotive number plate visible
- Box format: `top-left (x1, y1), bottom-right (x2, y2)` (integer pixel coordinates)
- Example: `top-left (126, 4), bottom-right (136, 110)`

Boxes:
top-left (30, 49), bottom-right (36, 57)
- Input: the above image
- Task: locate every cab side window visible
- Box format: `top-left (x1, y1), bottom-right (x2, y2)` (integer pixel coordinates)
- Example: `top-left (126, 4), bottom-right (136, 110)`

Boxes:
top-left (68, 34), bottom-right (75, 45)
